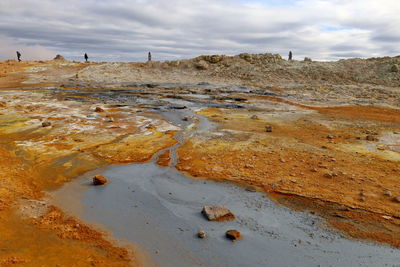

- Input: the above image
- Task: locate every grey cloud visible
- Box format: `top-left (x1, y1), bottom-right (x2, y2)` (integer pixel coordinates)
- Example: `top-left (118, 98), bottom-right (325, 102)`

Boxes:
top-left (0, 0), bottom-right (399, 61)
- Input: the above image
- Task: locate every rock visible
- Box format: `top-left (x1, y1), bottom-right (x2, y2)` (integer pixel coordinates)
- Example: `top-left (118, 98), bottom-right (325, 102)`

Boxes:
top-left (95, 107), bottom-right (105, 112)
top-left (265, 126), bottom-right (273, 132)
top-left (93, 174), bottom-right (108, 185)
top-left (53, 54), bottom-right (65, 60)
top-left (250, 115), bottom-right (258, 120)
top-left (195, 60), bottom-right (209, 70)
top-left (245, 186), bottom-right (257, 192)
top-left (202, 206), bottom-right (235, 221)
top-left (366, 135), bottom-right (378, 141)
top-left (41, 121), bottom-right (51, 127)
top-left (391, 64), bottom-right (399, 72)
top-left (323, 173), bottom-right (334, 178)
top-left (384, 189), bottom-right (392, 197)
top-left (209, 55), bottom-right (224, 64)
top-left (393, 196), bottom-right (400, 203)
top-left (171, 105), bottom-right (187, 110)
top-left (197, 230), bottom-right (207, 239)
top-left (225, 230), bottom-right (242, 241)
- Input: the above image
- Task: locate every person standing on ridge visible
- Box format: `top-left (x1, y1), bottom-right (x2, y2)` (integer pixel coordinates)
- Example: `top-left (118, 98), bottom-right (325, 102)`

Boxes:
top-left (84, 53), bottom-right (88, 62)
top-left (148, 52), bottom-right (152, 62)
top-left (288, 51), bottom-right (293, 61)
top-left (16, 51), bottom-right (21, 62)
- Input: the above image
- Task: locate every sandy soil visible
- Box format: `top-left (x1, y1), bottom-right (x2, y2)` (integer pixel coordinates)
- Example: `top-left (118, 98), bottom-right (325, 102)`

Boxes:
top-left (0, 55), bottom-right (399, 264)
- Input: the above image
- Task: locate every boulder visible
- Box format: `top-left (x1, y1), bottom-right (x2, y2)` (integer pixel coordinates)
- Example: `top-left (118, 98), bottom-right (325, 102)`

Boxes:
top-left (391, 64), bottom-right (399, 72)
top-left (93, 174), bottom-right (108, 185)
top-left (53, 54), bottom-right (65, 61)
top-left (202, 206), bottom-right (235, 221)
top-left (225, 230), bottom-right (242, 241)
top-left (195, 60), bottom-right (209, 70)
top-left (41, 121), bottom-right (51, 127)
top-left (94, 107), bottom-right (105, 112)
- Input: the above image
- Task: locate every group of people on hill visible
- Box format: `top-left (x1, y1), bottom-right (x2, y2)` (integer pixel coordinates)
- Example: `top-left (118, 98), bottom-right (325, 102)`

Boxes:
top-left (15, 51), bottom-right (153, 62)
top-left (15, 51), bottom-right (293, 62)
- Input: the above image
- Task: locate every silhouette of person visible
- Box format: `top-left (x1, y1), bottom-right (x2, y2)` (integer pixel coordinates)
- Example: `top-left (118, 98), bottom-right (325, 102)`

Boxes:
top-left (16, 51), bottom-right (21, 62)
top-left (148, 52), bottom-right (152, 62)
top-left (84, 53), bottom-right (88, 62)
top-left (288, 51), bottom-right (293, 61)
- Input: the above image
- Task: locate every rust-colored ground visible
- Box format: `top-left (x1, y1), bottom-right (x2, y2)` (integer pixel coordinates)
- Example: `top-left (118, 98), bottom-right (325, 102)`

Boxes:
top-left (0, 61), bottom-right (176, 266)
top-left (176, 103), bottom-right (400, 248)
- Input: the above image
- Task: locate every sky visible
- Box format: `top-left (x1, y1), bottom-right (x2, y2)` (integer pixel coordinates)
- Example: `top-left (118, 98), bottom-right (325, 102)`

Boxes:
top-left (0, 0), bottom-right (399, 62)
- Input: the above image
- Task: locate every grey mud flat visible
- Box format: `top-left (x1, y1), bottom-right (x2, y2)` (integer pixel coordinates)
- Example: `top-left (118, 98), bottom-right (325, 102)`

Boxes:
top-left (53, 162), bottom-right (400, 267)
top-left (48, 87), bottom-right (400, 267)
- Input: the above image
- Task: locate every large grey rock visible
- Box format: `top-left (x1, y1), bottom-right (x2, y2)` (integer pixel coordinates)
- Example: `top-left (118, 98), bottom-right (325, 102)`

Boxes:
top-left (202, 206), bottom-right (235, 221)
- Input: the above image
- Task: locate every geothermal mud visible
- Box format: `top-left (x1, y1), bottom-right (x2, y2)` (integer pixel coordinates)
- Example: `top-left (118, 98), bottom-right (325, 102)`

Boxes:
top-left (0, 59), bottom-right (400, 265)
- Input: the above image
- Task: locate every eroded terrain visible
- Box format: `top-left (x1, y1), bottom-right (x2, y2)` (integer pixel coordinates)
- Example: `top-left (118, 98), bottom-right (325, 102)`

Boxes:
top-left (0, 55), bottom-right (399, 265)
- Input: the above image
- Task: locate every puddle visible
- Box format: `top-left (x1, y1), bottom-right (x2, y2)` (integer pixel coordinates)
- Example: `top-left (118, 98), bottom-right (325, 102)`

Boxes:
top-left (52, 162), bottom-right (400, 267)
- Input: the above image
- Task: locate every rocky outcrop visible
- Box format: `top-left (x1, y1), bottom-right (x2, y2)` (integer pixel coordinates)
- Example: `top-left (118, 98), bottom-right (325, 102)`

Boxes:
top-left (53, 54), bottom-right (65, 61)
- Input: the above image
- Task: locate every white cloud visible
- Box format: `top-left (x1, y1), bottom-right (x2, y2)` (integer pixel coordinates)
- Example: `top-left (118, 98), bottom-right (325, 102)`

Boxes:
top-left (0, 0), bottom-right (399, 61)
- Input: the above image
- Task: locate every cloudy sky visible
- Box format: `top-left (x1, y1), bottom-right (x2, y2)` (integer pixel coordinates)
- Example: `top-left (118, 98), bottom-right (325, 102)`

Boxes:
top-left (0, 0), bottom-right (399, 62)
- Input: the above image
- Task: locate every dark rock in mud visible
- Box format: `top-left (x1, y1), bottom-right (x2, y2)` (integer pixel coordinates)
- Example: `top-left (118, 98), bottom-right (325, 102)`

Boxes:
top-left (95, 107), bottom-right (105, 112)
top-left (245, 186), bottom-right (257, 192)
top-left (202, 206), bottom-right (235, 221)
top-left (226, 230), bottom-right (242, 241)
top-left (393, 196), bottom-right (400, 203)
top-left (366, 135), bottom-right (378, 141)
top-left (265, 126), bottom-right (273, 132)
top-left (197, 230), bottom-right (207, 239)
top-left (171, 105), bottom-right (187, 110)
top-left (41, 121), bottom-right (51, 127)
top-left (93, 174), bottom-right (108, 185)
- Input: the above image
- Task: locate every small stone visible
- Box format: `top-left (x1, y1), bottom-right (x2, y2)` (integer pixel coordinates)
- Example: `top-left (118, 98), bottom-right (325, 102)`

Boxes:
top-left (225, 230), bottom-right (242, 241)
top-left (310, 168), bottom-right (318, 172)
top-left (393, 196), bottom-right (400, 203)
top-left (326, 135), bottom-right (335, 139)
top-left (250, 115), bottom-right (258, 120)
top-left (383, 189), bottom-right (392, 197)
top-left (391, 64), bottom-right (399, 72)
top-left (92, 174), bottom-right (108, 185)
top-left (41, 121), bottom-right (51, 127)
top-left (265, 126), bottom-right (273, 132)
top-left (197, 230), bottom-right (207, 239)
top-left (95, 107), bottom-right (105, 112)
top-left (360, 196), bottom-right (366, 202)
top-left (366, 135), bottom-right (378, 141)
top-left (323, 173), bottom-right (333, 178)
top-left (202, 206), bottom-right (235, 221)
top-left (245, 186), bottom-right (257, 192)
